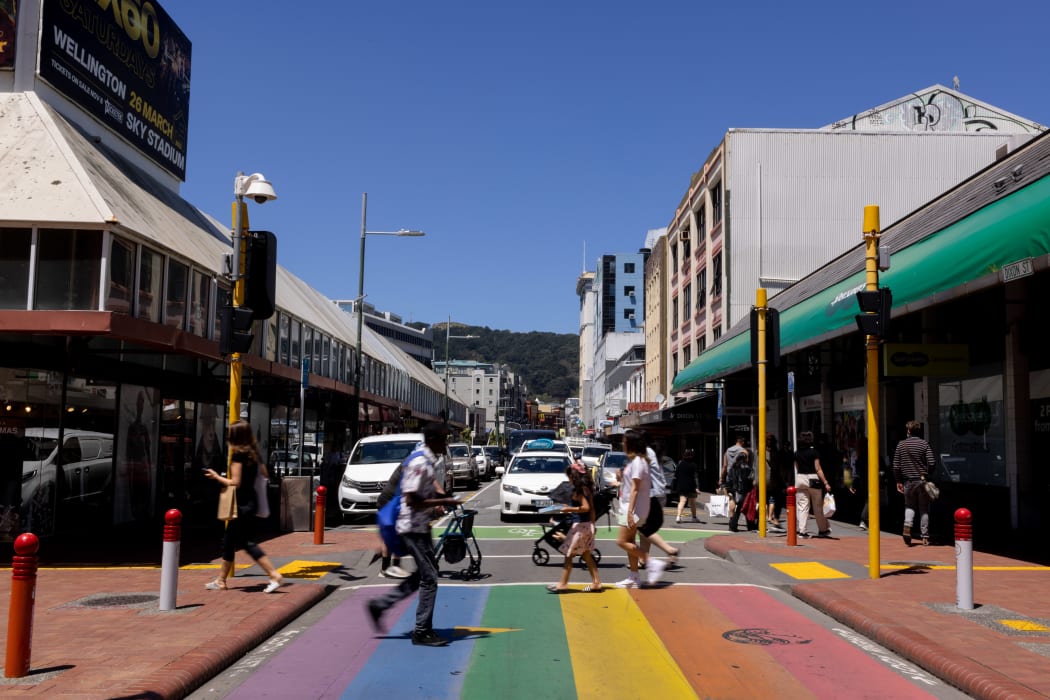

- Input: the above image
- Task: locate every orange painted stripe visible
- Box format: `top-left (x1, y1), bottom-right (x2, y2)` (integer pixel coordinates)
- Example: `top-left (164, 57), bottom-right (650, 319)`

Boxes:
top-left (632, 587), bottom-right (816, 699)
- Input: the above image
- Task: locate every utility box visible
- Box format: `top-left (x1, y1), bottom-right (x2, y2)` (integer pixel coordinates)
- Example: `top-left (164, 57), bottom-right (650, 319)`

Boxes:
top-left (280, 476), bottom-right (312, 532)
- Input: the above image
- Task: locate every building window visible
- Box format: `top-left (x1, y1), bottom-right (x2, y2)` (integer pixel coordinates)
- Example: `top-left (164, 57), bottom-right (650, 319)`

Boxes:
top-left (682, 238), bottom-right (691, 259)
top-left (712, 182), bottom-right (723, 224)
top-left (279, 314), bottom-right (290, 365)
top-left (138, 247), bottom-right (163, 322)
top-left (290, 318), bottom-right (301, 366)
top-left (696, 205), bottom-right (706, 236)
top-left (697, 269), bottom-right (706, 308)
top-left (215, 283), bottom-right (230, 342)
top-left (164, 258), bottom-right (188, 328)
top-left (35, 229), bottom-right (101, 310)
top-left (684, 346), bottom-right (691, 365)
top-left (624, 262), bottom-right (635, 273)
top-left (0, 228), bottom-right (32, 309)
top-left (322, 335), bottom-right (331, 377)
top-left (683, 283), bottom-right (691, 319)
top-left (188, 269), bottom-right (210, 336)
top-left (106, 236), bottom-right (135, 314)
top-left (673, 352), bottom-right (679, 377)
top-left (670, 244), bottom-right (678, 270)
top-left (672, 296), bottom-right (678, 326)
top-left (624, 285), bottom-right (635, 297)
top-left (713, 325), bottom-right (722, 341)
top-left (697, 337), bottom-right (707, 354)
top-left (711, 253), bottom-right (722, 297)
top-left (623, 308), bottom-right (635, 320)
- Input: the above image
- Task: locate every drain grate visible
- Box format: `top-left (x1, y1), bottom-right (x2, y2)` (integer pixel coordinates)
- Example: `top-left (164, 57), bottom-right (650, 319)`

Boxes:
top-left (70, 593), bottom-right (159, 609)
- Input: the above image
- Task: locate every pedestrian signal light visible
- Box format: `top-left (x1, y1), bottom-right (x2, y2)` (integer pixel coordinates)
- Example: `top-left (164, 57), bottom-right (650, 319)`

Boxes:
top-left (244, 230), bottom-right (277, 320)
top-left (855, 287), bottom-right (892, 338)
top-left (220, 301), bottom-right (255, 355)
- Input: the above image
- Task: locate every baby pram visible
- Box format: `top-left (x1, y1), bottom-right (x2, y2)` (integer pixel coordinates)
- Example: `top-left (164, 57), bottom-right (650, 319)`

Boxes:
top-left (531, 485), bottom-right (616, 566)
top-left (433, 504), bottom-right (482, 579)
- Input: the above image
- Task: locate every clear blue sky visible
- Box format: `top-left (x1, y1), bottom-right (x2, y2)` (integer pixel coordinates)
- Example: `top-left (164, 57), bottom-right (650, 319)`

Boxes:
top-left (175, 1), bottom-right (1050, 335)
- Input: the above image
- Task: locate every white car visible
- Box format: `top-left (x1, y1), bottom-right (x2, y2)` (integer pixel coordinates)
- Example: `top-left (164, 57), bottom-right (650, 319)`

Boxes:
top-left (499, 442), bottom-right (572, 521)
top-left (338, 433), bottom-right (453, 520)
top-left (471, 446), bottom-right (491, 480)
top-left (21, 428), bottom-right (114, 531)
top-left (580, 443), bottom-right (612, 468)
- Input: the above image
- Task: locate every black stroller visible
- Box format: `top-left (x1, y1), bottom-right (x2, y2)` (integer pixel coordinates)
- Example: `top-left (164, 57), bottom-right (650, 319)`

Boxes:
top-left (531, 485), bottom-right (616, 566)
top-left (433, 504), bottom-right (482, 579)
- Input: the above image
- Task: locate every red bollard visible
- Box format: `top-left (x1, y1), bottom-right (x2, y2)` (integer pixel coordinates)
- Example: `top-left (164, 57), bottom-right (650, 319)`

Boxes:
top-left (955, 508), bottom-right (974, 610)
top-left (5, 532), bottom-right (39, 678)
top-left (159, 509), bottom-right (182, 611)
top-left (314, 486), bottom-right (327, 545)
top-left (786, 486), bottom-right (797, 547)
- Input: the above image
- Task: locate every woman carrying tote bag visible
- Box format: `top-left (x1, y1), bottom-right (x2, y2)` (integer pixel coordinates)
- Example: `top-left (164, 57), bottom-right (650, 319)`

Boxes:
top-left (202, 420), bottom-right (285, 593)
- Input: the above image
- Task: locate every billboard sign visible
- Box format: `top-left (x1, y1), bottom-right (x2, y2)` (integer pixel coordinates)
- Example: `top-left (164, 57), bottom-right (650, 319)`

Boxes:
top-left (38, 0), bottom-right (191, 180)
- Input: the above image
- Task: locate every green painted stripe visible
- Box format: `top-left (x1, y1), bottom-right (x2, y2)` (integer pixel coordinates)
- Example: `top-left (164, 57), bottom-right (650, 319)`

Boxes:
top-left (460, 585), bottom-right (577, 700)
top-left (471, 526), bottom-right (712, 543)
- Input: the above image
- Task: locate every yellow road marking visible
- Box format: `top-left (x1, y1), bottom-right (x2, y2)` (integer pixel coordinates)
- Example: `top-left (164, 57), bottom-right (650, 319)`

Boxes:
top-left (561, 589), bottom-right (697, 700)
top-left (881, 565), bottom-right (1050, 571)
top-left (998, 619), bottom-right (1050, 632)
top-left (453, 626), bottom-right (522, 636)
top-left (771, 562), bottom-right (851, 579)
top-left (275, 560), bottom-right (342, 579)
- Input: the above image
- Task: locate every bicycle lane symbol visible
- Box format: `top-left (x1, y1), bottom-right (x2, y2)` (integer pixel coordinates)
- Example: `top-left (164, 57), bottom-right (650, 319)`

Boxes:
top-left (507, 527), bottom-right (541, 538)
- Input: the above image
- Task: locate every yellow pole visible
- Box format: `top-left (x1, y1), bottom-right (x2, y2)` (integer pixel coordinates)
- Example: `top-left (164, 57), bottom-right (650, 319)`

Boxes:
top-left (862, 205), bottom-right (881, 579)
top-left (756, 288), bottom-right (767, 538)
top-left (228, 200), bottom-right (249, 429)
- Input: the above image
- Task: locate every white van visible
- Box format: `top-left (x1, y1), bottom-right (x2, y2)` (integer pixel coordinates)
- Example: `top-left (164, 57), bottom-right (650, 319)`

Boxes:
top-left (337, 433), bottom-right (453, 520)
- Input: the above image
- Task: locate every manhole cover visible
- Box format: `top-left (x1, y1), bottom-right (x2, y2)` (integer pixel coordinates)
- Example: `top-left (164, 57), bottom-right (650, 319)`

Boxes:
top-left (79, 594), bottom-right (158, 607)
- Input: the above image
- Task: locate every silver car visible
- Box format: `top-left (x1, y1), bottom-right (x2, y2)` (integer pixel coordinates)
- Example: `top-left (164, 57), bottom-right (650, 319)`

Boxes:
top-left (447, 443), bottom-right (479, 489)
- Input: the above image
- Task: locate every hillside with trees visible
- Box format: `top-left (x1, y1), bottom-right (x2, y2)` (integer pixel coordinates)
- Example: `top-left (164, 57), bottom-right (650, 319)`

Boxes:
top-left (424, 322), bottom-right (579, 402)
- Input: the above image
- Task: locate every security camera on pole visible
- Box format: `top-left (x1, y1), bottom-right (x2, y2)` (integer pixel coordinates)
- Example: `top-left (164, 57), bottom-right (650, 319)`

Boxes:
top-left (223, 172), bottom-right (277, 427)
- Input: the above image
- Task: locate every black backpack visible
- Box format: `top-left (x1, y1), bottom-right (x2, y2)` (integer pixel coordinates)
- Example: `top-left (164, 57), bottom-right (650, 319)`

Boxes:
top-left (729, 452), bottom-right (754, 493)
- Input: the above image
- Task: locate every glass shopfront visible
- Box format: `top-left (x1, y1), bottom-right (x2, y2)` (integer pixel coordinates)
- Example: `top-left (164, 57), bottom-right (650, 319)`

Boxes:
top-left (937, 370), bottom-right (1005, 486)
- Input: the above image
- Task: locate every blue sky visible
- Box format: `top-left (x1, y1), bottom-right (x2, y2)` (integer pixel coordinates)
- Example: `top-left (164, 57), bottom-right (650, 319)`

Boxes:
top-left (174, 1), bottom-right (1050, 335)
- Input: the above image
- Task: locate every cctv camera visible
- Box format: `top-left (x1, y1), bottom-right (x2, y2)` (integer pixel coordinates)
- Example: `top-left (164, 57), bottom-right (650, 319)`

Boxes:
top-left (243, 175), bottom-right (277, 204)
top-left (252, 194), bottom-right (270, 204)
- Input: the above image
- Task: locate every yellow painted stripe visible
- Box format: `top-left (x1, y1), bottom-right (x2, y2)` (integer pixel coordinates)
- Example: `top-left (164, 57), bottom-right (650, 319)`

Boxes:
top-left (275, 559), bottom-right (342, 580)
top-left (561, 589), bottom-right (697, 700)
top-left (770, 561), bottom-right (851, 579)
top-left (998, 619), bottom-right (1050, 632)
top-left (882, 564), bottom-right (1050, 571)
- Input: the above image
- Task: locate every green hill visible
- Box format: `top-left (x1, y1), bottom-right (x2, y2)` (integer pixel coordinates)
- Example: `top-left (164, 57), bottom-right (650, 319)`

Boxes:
top-left (425, 322), bottom-right (579, 402)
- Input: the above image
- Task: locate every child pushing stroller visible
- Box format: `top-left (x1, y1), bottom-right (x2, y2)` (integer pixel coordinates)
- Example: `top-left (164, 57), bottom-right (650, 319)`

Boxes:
top-left (542, 462), bottom-right (608, 593)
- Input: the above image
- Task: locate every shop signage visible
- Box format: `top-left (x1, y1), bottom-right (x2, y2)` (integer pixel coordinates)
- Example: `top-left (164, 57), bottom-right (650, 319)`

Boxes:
top-left (884, 343), bottom-right (969, 377)
top-left (38, 0), bottom-right (192, 179)
top-left (1000, 258), bottom-right (1033, 284)
top-left (627, 402), bottom-right (659, 413)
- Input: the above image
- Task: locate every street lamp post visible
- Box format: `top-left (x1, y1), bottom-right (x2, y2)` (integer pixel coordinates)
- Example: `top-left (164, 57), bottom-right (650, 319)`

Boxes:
top-left (228, 172), bottom-right (277, 427)
top-left (352, 192), bottom-right (424, 445)
top-left (442, 314), bottom-right (478, 436)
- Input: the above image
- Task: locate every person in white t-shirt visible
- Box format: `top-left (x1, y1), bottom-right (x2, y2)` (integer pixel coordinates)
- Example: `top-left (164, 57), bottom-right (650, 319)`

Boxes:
top-left (613, 431), bottom-right (651, 588)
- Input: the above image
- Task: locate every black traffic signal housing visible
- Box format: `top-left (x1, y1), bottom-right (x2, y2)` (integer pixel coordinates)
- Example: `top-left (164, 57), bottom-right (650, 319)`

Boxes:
top-left (219, 294), bottom-right (254, 355)
top-left (749, 307), bottom-right (781, 368)
top-left (244, 230), bottom-right (277, 321)
top-left (855, 287), bottom-right (892, 338)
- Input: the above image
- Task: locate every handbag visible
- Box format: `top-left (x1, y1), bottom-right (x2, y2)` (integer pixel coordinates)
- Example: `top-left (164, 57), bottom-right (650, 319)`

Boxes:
top-left (376, 479), bottom-right (405, 557)
top-left (217, 484), bottom-right (238, 521)
top-left (255, 473), bottom-right (271, 519)
top-left (924, 480), bottom-right (941, 500)
top-left (822, 492), bottom-right (836, 517)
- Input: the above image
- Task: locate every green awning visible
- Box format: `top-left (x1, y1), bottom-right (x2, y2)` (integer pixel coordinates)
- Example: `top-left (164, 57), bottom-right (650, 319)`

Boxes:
top-left (672, 172), bottom-right (1050, 392)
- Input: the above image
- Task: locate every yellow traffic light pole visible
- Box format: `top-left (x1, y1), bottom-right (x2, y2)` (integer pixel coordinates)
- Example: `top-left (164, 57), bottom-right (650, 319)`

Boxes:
top-left (756, 288), bottom-right (768, 538)
top-left (228, 200), bottom-right (249, 428)
top-left (862, 205), bottom-right (882, 579)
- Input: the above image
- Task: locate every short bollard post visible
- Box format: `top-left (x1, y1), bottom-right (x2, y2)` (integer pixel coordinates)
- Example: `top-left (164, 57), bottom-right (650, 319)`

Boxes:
top-left (955, 508), bottom-right (974, 610)
top-left (5, 532), bottom-right (39, 678)
top-left (786, 486), bottom-right (797, 547)
top-left (159, 509), bottom-right (182, 612)
top-left (314, 486), bottom-right (327, 545)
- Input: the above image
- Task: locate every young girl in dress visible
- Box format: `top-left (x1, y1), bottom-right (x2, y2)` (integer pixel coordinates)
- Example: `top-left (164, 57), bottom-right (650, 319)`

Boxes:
top-left (547, 462), bottom-right (603, 593)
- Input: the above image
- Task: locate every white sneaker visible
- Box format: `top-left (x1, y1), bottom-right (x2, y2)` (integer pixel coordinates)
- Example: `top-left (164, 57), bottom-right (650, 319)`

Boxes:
top-left (646, 559), bottom-right (668, 586)
top-left (381, 565), bottom-right (411, 579)
top-left (859, 522), bottom-right (867, 530)
top-left (614, 575), bottom-right (640, 589)
top-left (675, 516), bottom-right (682, 524)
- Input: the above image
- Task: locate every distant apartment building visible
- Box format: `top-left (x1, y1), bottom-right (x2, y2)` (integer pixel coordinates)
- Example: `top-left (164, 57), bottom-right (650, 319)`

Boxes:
top-left (335, 300), bottom-right (434, 367)
top-left (432, 359), bottom-right (526, 438)
top-left (575, 271), bottom-right (596, 429)
top-left (595, 252), bottom-right (646, 337)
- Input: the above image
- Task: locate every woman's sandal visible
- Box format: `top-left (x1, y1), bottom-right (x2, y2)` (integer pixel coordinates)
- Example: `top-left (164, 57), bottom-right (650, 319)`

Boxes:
top-left (546, 584), bottom-right (569, 594)
top-left (204, 580), bottom-right (227, 591)
top-left (581, 583), bottom-right (604, 593)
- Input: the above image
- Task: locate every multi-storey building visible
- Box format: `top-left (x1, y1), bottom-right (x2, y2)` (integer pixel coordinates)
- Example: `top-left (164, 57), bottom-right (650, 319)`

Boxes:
top-left (575, 271), bottom-right (596, 429)
top-left (334, 300), bottom-right (434, 368)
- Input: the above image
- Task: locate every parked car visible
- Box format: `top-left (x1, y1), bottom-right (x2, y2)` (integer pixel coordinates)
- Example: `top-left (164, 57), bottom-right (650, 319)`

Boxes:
top-left (482, 445), bottom-right (504, 469)
top-left (21, 428), bottom-right (114, 531)
top-left (580, 443), bottom-right (612, 468)
top-left (270, 449), bottom-right (317, 478)
top-left (447, 443), bottom-right (479, 489)
top-left (595, 450), bottom-right (628, 490)
top-left (337, 433), bottom-right (453, 520)
top-left (500, 439), bottom-right (572, 521)
top-left (471, 446), bottom-right (491, 481)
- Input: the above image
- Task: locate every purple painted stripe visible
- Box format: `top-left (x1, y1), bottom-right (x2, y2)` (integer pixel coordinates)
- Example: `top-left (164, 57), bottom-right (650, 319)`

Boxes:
top-left (225, 587), bottom-right (413, 699)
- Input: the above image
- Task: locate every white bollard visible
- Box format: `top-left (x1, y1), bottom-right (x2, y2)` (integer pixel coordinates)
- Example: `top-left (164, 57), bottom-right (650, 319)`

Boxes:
top-left (955, 508), bottom-right (973, 610)
top-left (159, 509), bottom-right (182, 611)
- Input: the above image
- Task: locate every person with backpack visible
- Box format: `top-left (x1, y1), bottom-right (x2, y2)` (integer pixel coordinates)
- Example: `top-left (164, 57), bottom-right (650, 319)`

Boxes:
top-left (372, 463), bottom-right (411, 578)
top-left (719, 435), bottom-right (754, 533)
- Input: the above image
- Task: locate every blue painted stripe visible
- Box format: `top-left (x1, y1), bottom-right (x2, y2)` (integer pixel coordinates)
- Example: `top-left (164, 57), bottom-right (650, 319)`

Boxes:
top-left (340, 586), bottom-right (489, 699)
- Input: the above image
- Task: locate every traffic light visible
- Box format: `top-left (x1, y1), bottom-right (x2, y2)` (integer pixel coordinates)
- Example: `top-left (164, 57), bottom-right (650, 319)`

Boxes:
top-left (750, 307), bottom-right (781, 368)
top-left (219, 294), bottom-right (254, 355)
top-left (855, 287), bottom-right (892, 338)
top-left (244, 230), bottom-right (277, 320)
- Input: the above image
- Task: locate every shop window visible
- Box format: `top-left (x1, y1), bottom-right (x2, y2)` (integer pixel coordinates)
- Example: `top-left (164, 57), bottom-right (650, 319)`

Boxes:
top-left (164, 259), bottom-right (188, 328)
top-left (264, 312), bottom-right (278, 361)
top-left (138, 247), bottom-right (163, 322)
top-left (188, 269), bottom-right (210, 336)
top-left (35, 229), bottom-right (102, 310)
top-left (322, 335), bottom-right (331, 377)
top-left (214, 283), bottom-right (230, 342)
top-left (290, 318), bottom-right (301, 367)
top-left (0, 227), bottom-right (31, 309)
top-left (303, 326), bottom-right (313, 370)
top-left (279, 314), bottom-right (290, 365)
top-left (106, 236), bottom-right (135, 314)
